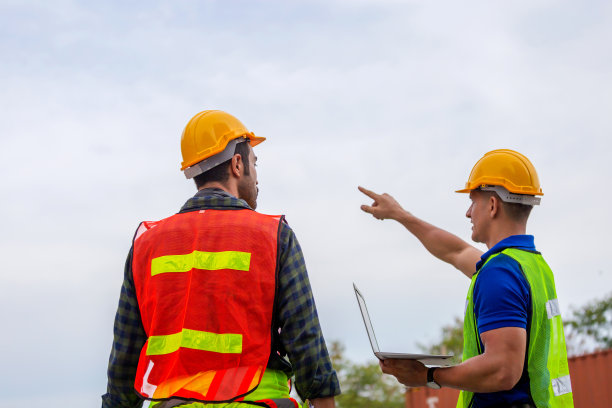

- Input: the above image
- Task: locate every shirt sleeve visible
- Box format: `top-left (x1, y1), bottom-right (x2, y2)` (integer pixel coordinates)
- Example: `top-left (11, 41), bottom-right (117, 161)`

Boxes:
top-left (276, 222), bottom-right (341, 400)
top-left (101, 247), bottom-right (147, 408)
top-left (473, 254), bottom-right (531, 336)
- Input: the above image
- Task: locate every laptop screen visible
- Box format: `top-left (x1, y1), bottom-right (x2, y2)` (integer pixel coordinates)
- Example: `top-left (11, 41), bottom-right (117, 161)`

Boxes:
top-left (353, 283), bottom-right (380, 354)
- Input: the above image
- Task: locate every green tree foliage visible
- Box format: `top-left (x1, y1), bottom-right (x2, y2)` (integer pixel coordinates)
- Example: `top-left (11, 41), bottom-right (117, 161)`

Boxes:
top-left (417, 316), bottom-right (464, 365)
top-left (329, 341), bottom-right (405, 408)
top-left (564, 292), bottom-right (612, 355)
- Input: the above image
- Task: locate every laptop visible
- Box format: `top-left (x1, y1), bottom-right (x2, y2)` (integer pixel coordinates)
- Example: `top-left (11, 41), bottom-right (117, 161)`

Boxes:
top-left (354, 283), bottom-right (453, 366)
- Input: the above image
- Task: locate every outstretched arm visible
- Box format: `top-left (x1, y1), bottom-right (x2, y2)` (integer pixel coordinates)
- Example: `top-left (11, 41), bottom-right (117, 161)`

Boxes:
top-left (358, 186), bottom-right (482, 278)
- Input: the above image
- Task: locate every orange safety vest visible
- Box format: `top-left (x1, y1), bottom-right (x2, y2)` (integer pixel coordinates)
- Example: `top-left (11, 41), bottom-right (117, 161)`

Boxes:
top-left (131, 208), bottom-right (283, 403)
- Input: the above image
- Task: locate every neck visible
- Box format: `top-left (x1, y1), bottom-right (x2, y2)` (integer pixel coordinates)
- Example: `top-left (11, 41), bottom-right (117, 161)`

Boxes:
top-left (198, 181), bottom-right (239, 198)
top-left (485, 222), bottom-right (527, 249)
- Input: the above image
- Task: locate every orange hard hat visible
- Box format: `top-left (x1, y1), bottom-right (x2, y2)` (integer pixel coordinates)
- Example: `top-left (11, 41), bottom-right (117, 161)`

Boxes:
top-left (180, 110), bottom-right (265, 174)
top-left (456, 149), bottom-right (543, 196)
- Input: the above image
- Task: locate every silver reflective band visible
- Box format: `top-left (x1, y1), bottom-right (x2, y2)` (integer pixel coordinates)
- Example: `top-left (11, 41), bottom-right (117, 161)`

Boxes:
top-left (546, 299), bottom-right (561, 319)
top-left (183, 137), bottom-right (247, 179)
top-left (479, 185), bottom-right (541, 206)
top-left (552, 375), bottom-right (572, 396)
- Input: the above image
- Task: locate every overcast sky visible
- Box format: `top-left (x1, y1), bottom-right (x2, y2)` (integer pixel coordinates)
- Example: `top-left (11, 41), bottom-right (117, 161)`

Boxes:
top-left (1, 0), bottom-right (611, 406)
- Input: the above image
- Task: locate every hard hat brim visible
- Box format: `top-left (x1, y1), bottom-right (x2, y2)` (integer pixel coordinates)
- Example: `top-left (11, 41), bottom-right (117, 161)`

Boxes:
top-left (248, 135), bottom-right (266, 147)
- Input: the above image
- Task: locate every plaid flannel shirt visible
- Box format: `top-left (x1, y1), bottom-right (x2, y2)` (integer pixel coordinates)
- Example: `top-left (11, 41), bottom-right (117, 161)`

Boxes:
top-left (102, 189), bottom-right (340, 407)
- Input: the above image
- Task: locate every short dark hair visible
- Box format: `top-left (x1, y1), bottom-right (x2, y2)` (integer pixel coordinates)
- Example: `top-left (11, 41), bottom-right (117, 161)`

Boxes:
top-left (502, 201), bottom-right (533, 222)
top-left (193, 141), bottom-right (250, 189)
top-left (479, 190), bottom-right (533, 222)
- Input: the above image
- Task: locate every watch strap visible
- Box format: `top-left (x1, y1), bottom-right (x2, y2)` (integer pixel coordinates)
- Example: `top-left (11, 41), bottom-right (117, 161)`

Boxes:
top-left (426, 367), bottom-right (441, 389)
top-left (427, 367), bottom-right (437, 383)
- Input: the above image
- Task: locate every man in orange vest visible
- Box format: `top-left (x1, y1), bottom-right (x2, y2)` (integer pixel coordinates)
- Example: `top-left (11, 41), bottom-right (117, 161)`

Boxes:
top-left (103, 110), bottom-right (339, 408)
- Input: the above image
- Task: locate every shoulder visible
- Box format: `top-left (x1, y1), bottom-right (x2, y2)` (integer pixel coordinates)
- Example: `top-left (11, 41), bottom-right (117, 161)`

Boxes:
top-left (476, 253), bottom-right (531, 300)
top-left (277, 217), bottom-right (298, 247)
top-left (474, 253), bottom-right (531, 332)
top-left (477, 253), bottom-right (527, 287)
top-left (276, 220), bottom-right (307, 282)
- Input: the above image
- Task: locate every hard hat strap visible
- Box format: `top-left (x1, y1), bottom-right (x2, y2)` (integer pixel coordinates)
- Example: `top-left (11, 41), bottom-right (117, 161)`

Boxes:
top-left (183, 137), bottom-right (247, 179)
top-left (479, 185), bottom-right (541, 206)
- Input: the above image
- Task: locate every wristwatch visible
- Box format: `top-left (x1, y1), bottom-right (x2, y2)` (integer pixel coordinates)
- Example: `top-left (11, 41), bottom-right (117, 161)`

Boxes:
top-left (426, 367), bottom-right (441, 389)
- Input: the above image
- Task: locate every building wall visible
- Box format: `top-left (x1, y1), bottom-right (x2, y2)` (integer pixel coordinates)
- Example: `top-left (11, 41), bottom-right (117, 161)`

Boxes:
top-left (405, 387), bottom-right (459, 408)
top-left (568, 349), bottom-right (612, 408)
top-left (405, 349), bottom-right (612, 408)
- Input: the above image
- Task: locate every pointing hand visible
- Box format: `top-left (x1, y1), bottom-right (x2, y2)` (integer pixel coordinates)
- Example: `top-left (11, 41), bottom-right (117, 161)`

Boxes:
top-left (358, 186), bottom-right (407, 221)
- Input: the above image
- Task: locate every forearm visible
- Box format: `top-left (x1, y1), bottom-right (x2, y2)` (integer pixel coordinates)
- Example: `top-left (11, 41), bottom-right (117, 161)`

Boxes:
top-left (102, 249), bottom-right (147, 408)
top-left (434, 327), bottom-right (526, 393)
top-left (434, 353), bottom-right (518, 393)
top-left (103, 294), bottom-right (146, 408)
top-left (279, 276), bottom-right (340, 399)
top-left (394, 211), bottom-right (478, 277)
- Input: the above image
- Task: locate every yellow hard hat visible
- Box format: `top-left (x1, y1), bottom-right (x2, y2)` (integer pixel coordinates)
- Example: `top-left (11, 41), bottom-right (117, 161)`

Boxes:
top-left (456, 149), bottom-right (543, 196)
top-left (180, 110), bottom-right (265, 174)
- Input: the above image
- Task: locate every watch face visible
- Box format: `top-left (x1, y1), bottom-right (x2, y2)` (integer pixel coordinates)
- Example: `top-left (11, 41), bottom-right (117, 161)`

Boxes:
top-left (427, 381), bottom-right (441, 389)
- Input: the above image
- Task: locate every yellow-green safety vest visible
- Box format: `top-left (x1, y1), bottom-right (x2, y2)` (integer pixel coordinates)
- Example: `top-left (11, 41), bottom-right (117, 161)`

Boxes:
top-left (147, 369), bottom-right (300, 408)
top-left (458, 248), bottom-right (573, 408)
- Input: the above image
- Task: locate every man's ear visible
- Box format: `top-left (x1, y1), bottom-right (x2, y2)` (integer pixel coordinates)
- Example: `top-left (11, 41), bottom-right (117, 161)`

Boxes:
top-left (489, 195), bottom-right (500, 218)
top-left (230, 154), bottom-right (242, 177)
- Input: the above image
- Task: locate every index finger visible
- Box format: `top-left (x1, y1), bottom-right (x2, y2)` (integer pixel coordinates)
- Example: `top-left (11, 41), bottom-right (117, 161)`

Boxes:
top-left (358, 185), bottom-right (379, 200)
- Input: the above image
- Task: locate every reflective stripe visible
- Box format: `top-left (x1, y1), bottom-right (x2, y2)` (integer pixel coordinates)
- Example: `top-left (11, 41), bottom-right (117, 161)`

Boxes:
top-left (546, 299), bottom-right (561, 319)
top-left (151, 250), bottom-right (251, 276)
top-left (147, 329), bottom-right (243, 356)
top-left (552, 375), bottom-right (572, 396)
top-left (141, 360), bottom-right (157, 397)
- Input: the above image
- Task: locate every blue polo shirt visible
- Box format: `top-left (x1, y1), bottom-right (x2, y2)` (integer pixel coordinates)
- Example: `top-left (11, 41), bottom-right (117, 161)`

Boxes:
top-left (472, 235), bottom-right (535, 408)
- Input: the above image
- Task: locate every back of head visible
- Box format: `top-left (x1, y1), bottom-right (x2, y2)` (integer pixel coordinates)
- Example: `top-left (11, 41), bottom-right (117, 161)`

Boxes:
top-left (179, 110), bottom-right (265, 186)
top-left (192, 141), bottom-right (251, 188)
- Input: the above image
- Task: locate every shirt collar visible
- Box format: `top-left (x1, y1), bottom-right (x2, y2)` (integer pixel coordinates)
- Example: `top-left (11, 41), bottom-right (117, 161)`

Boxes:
top-left (179, 188), bottom-right (252, 213)
top-left (476, 235), bottom-right (536, 270)
top-left (193, 187), bottom-right (235, 199)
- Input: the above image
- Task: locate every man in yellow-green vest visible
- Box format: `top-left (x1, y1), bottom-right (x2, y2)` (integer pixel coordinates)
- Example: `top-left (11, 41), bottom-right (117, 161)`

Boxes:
top-left (359, 149), bottom-right (573, 408)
